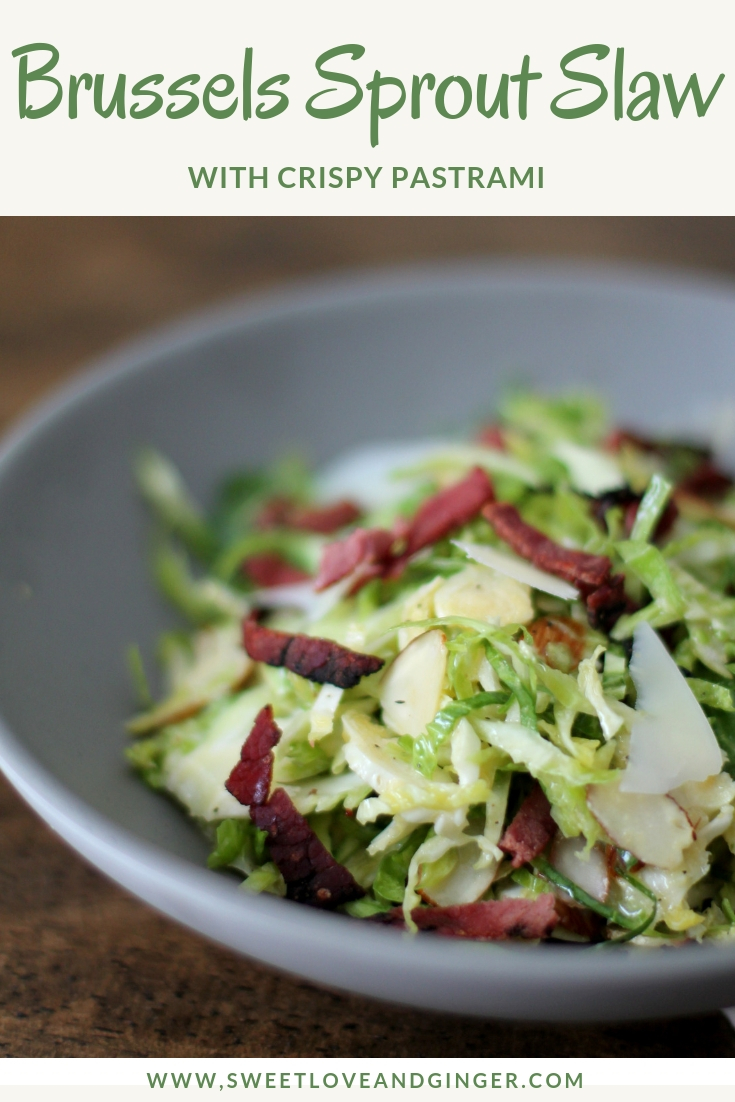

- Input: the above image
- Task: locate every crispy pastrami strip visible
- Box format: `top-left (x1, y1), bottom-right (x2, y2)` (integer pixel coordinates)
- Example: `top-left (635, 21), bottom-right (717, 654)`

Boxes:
top-left (476, 424), bottom-right (506, 450)
top-left (257, 496), bottom-right (361, 533)
top-left (374, 895), bottom-right (558, 940)
top-left (585, 573), bottom-right (631, 634)
top-left (243, 613), bottom-right (384, 689)
top-left (288, 500), bottom-right (362, 533)
top-left (590, 488), bottom-right (678, 542)
top-left (499, 783), bottom-right (557, 869)
top-left (256, 497), bottom-right (295, 529)
top-left (554, 899), bottom-right (605, 942)
top-left (677, 460), bottom-right (733, 501)
top-left (250, 788), bottom-right (364, 908)
top-left (483, 502), bottom-right (610, 594)
top-left (243, 552), bottom-right (311, 588)
top-left (386, 466), bottom-right (495, 578)
top-left (225, 705), bottom-right (281, 808)
top-left (315, 527), bottom-right (395, 592)
top-left (606, 429), bottom-right (711, 466)
top-left (589, 487), bottom-right (640, 530)
top-left (484, 502), bottom-right (633, 630)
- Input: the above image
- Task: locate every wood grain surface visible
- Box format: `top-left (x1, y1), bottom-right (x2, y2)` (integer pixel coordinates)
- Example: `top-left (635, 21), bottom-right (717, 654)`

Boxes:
top-left (2, 216), bottom-right (735, 1058)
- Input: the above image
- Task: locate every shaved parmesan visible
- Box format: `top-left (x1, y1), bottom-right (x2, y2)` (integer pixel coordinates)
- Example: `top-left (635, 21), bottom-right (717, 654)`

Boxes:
top-left (317, 439), bottom-right (451, 510)
top-left (587, 781), bottom-right (694, 869)
top-left (453, 540), bottom-right (578, 601)
top-left (380, 629), bottom-right (447, 738)
top-left (250, 577), bottom-right (350, 622)
top-left (552, 441), bottom-right (626, 495)
top-left (620, 622), bottom-right (723, 794)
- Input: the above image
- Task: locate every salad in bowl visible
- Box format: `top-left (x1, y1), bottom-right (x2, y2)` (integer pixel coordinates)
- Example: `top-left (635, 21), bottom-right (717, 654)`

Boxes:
top-left (127, 390), bottom-right (735, 946)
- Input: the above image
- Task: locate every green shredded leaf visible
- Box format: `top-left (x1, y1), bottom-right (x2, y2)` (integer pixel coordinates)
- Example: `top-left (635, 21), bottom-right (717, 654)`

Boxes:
top-left (499, 390), bottom-right (608, 446)
top-left (534, 856), bottom-right (653, 934)
top-left (135, 448), bottom-right (217, 562)
top-left (687, 678), bottom-right (735, 712)
top-left (722, 898), bottom-right (735, 925)
top-left (242, 862), bottom-right (286, 896)
top-left (612, 540), bottom-right (685, 638)
top-left (126, 643), bottom-right (152, 707)
top-left (207, 818), bottom-right (268, 870)
top-left (629, 473), bottom-right (673, 543)
top-left (343, 896), bottom-right (392, 918)
top-left (373, 827), bottom-right (430, 906)
top-left (413, 691), bottom-right (509, 779)
top-left (153, 542), bottom-right (239, 624)
top-left (485, 646), bottom-right (537, 730)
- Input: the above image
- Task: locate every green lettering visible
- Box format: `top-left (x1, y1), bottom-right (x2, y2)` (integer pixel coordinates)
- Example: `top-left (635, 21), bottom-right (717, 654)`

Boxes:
top-left (410, 166), bottom-right (430, 188)
top-left (510, 55), bottom-right (542, 119)
top-left (306, 44), bottom-right (365, 119)
top-left (411, 73), bottom-right (435, 118)
top-left (167, 75), bottom-right (200, 119)
top-left (477, 73), bottom-right (509, 118)
top-left (68, 73), bottom-right (92, 119)
top-left (256, 75), bottom-right (289, 119)
top-left (627, 71), bottom-right (660, 120)
top-left (203, 74), bottom-right (237, 119)
top-left (510, 166), bottom-right (533, 187)
top-left (663, 72), bottom-right (725, 117)
top-left (130, 74), bottom-right (164, 119)
top-left (243, 47), bottom-right (252, 120)
top-left (188, 166), bottom-right (218, 188)
top-left (366, 70), bottom-right (405, 147)
top-left (550, 44), bottom-right (610, 119)
top-left (435, 75), bottom-right (472, 119)
top-left (614, 47), bottom-right (624, 119)
top-left (12, 42), bottom-right (62, 119)
top-left (94, 74), bottom-right (125, 119)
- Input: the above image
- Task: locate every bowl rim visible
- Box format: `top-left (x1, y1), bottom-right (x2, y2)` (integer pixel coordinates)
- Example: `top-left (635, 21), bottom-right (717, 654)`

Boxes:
top-left (3, 258), bottom-right (735, 1020)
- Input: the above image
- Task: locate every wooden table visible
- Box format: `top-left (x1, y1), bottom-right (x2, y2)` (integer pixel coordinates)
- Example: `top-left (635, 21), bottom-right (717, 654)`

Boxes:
top-left (2, 217), bottom-right (735, 1057)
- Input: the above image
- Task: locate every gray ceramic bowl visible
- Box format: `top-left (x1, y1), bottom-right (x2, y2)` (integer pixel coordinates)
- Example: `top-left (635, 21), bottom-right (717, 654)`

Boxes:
top-left (2, 261), bottom-right (735, 1022)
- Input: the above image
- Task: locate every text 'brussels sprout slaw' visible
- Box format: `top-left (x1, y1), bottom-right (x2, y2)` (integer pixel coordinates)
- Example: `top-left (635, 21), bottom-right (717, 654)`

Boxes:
top-left (127, 391), bottom-right (735, 945)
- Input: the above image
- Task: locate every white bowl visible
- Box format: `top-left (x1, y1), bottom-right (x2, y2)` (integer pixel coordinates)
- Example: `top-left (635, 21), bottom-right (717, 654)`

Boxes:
top-left (1, 262), bottom-right (735, 1020)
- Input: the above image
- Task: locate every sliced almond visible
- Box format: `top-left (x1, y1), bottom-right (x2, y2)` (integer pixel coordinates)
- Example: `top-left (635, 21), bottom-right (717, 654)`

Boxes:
top-left (398, 576), bottom-right (444, 649)
top-left (434, 564), bottom-right (533, 626)
top-left (587, 781), bottom-right (694, 870)
top-left (550, 836), bottom-right (609, 903)
top-left (380, 629), bottom-right (447, 738)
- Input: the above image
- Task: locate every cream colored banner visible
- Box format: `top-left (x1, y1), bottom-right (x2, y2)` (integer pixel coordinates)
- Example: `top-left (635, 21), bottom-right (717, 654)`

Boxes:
top-left (0, 1059), bottom-right (733, 1090)
top-left (1, 0), bottom-right (732, 214)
